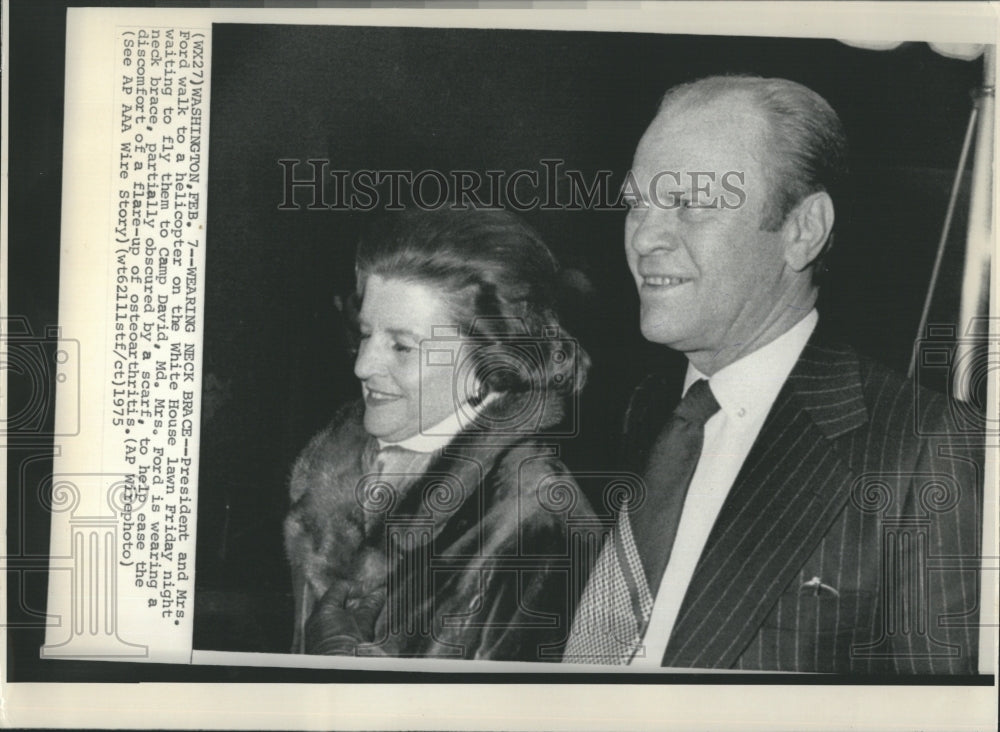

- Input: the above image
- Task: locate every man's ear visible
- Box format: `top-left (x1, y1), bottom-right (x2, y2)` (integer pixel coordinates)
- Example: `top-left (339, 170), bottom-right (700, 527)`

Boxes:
top-left (782, 191), bottom-right (835, 272)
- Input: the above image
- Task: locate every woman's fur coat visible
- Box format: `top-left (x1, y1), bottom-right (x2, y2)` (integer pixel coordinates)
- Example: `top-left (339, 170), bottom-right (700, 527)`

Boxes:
top-left (284, 394), bottom-right (596, 661)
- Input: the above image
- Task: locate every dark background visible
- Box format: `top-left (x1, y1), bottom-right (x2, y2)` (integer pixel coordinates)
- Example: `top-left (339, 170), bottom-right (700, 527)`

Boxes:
top-left (5, 1), bottom-right (989, 681)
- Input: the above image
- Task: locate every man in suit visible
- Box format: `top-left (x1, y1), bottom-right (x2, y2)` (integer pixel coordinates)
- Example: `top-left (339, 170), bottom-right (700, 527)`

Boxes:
top-left (563, 75), bottom-right (982, 673)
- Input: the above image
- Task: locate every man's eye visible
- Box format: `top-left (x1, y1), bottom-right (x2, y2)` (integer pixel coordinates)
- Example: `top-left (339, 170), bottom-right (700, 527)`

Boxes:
top-left (392, 342), bottom-right (414, 353)
top-left (679, 197), bottom-right (717, 218)
top-left (358, 332), bottom-right (371, 341)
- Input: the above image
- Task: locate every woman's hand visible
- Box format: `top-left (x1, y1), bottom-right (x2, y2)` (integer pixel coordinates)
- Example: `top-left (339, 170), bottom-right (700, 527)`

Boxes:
top-left (304, 578), bottom-right (387, 655)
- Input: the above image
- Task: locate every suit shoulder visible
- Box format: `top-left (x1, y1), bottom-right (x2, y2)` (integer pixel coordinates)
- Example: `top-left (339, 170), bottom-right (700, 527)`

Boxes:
top-left (853, 351), bottom-right (953, 432)
top-left (623, 371), bottom-right (675, 434)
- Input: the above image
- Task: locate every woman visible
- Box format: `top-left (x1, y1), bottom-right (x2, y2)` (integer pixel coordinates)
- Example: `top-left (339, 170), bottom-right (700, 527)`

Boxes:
top-left (284, 209), bottom-right (595, 661)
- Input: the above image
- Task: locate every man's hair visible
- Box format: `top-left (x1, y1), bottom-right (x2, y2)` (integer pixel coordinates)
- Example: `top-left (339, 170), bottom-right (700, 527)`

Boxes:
top-left (659, 75), bottom-right (848, 272)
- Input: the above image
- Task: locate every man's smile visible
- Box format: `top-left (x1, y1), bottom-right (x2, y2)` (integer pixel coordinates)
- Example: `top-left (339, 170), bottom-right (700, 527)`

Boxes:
top-left (641, 275), bottom-right (692, 288)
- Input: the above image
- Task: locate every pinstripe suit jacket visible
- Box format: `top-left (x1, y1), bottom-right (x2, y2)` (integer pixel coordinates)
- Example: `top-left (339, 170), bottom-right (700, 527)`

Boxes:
top-left (623, 336), bottom-right (982, 673)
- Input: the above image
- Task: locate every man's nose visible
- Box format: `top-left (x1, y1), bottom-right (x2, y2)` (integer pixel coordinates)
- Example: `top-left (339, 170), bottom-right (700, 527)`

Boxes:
top-left (628, 208), bottom-right (681, 255)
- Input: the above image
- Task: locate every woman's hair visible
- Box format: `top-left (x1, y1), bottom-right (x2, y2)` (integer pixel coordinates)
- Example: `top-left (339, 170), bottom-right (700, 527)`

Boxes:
top-left (355, 208), bottom-right (589, 399)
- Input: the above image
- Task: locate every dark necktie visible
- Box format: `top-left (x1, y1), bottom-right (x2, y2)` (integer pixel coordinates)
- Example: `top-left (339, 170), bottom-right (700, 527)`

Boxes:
top-left (562, 378), bottom-right (719, 664)
top-left (629, 378), bottom-right (721, 599)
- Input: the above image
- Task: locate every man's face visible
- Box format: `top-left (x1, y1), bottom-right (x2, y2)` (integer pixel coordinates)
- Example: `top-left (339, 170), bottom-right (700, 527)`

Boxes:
top-left (624, 97), bottom-right (797, 371)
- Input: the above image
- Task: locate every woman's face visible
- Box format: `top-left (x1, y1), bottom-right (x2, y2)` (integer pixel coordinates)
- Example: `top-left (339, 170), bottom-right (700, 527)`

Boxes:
top-left (354, 274), bottom-right (464, 443)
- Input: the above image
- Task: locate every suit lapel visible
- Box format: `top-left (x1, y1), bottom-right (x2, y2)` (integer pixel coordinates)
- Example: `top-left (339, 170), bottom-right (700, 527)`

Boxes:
top-left (661, 338), bottom-right (869, 669)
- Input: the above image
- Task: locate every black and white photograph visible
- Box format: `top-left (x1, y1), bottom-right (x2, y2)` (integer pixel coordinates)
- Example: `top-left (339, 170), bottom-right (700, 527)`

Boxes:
top-left (195, 21), bottom-right (992, 671)
top-left (2, 2), bottom-right (998, 729)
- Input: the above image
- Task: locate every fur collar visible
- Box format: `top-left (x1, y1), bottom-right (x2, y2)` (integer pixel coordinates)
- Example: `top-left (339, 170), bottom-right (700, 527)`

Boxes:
top-left (284, 389), bottom-right (572, 628)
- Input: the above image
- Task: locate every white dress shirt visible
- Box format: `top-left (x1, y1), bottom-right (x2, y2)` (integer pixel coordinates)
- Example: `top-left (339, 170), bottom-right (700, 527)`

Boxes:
top-left (631, 310), bottom-right (819, 667)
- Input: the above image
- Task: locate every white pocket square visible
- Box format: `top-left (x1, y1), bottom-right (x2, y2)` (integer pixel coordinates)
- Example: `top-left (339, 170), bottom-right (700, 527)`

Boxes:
top-left (799, 576), bottom-right (840, 597)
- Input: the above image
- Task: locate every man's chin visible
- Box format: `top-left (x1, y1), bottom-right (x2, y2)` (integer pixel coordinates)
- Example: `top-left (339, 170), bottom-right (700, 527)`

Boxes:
top-left (639, 320), bottom-right (688, 349)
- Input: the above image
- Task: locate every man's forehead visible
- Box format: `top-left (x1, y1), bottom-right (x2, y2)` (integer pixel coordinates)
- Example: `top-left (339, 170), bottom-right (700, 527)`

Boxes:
top-left (634, 94), bottom-right (769, 168)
